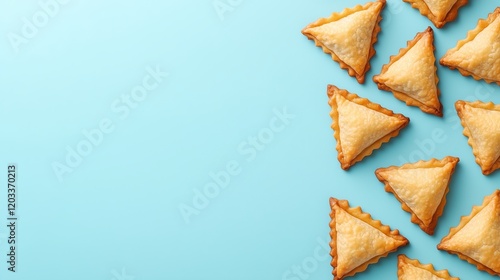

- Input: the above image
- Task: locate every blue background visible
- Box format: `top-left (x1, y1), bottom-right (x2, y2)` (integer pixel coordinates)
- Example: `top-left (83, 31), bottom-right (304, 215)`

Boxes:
top-left (0, 0), bottom-right (499, 279)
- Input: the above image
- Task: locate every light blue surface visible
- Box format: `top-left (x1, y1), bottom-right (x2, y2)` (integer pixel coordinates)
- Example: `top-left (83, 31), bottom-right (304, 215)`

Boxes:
top-left (0, 0), bottom-right (499, 279)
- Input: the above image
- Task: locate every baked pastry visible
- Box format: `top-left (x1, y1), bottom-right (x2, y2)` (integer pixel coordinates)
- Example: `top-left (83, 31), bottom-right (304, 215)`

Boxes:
top-left (403, 0), bottom-right (468, 28)
top-left (455, 100), bottom-right (500, 175)
top-left (373, 27), bottom-right (442, 116)
top-left (327, 85), bottom-right (409, 170)
top-left (440, 8), bottom-right (500, 85)
top-left (375, 156), bottom-right (459, 235)
top-left (437, 190), bottom-right (500, 276)
top-left (329, 198), bottom-right (409, 280)
top-left (397, 254), bottom-right (460, 279)
top-left (302, 0), bottom-right (385, 83)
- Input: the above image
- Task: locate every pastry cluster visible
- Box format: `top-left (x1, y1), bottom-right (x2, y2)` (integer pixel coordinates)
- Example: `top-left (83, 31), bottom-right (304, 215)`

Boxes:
top-left (302, 0), bottom-right (500, 279)
top-left (329, 182), bottom-right (500, 279)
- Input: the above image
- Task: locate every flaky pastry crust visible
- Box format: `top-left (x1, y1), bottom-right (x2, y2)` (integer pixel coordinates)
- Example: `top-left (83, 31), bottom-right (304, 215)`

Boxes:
top-left (397, 254), bottom-right (460, 279)
top-left (302, 0), bottom-right (385, 83)
top-left (456, 100), bottom-right (500, 175)
top-left (438, 190), bottom-right (500, 276)
top-left (440, 8), bottom-right (500, 85)
top-left (330, 198), bottom-right (409, 279)
top-left (327, 85), bottom-right (409, 170)
top-left (373, 27), bottom-right (442, 116)
top-left (375, 156), bottom-right (459, 235)
top-left (403, 0), bottom-right (468, 28)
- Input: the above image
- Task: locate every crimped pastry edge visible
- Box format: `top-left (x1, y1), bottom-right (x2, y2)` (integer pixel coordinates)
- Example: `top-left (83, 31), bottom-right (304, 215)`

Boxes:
top-left (437, 190), bottom-right (500, 276)
top-left (302, 0), bottom-right (386, 83)
top-left (455, 100), bottom-right (500, 175)
top-left (397, 254), bottom-right (460, 279)
top-left (375, 156), bottom-right (459, 235)
top-left (373, 27), bottom-right (442, 116)
top-left (329, 198), bottom-right (409, 279)
top-left (403, 0), bottom-right (468, 28)
top-left (327, 84), bottom-right (409, 170)
top-left (440, 8), bottom-right (500, 85)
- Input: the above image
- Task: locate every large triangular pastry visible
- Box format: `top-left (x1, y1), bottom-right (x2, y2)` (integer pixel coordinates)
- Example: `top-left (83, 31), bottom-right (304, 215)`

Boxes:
top-left (397, 255), bottom-right (460, 280)
top-left (373, 27), bottom-right (442, 116)
top-left (455, 100), bottom-right (500, 175)
top-left (302, 0), bottom-right (385, 83)
top-left (437, 190), bottom-right (500, 276)
top-left (375, 156), bottom-right (459, 235)
top-left (327, 85), bottom-right (409, 170)
top-left (329, 198), bottom-right (409, 280)
top-left (403, 0), bottom-right (468, 28)
top-left (440, 8), bottom-right (500, 85)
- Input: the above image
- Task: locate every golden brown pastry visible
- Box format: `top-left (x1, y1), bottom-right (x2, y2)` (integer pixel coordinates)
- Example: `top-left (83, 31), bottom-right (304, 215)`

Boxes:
top-left (330, 198), bottom-right (409, 280)
top-left (302, 0), bottom-right (385, 83)
top-left (403, 0), bottom-right (468, 28)
top-left (327, 85), bottom-right (409, 170)
top-left (375, 156), bottom-right (459, 235)
top-left (437, 190), bottom-right (500, 276)
top-left (373, 27), bottom-right (442, 116)
top-left (440, 8), bottom-right (500, 85)
top-left (455, 100), bottom-right (500, 175)
top-left (398, 255), bottom-right (460, 279)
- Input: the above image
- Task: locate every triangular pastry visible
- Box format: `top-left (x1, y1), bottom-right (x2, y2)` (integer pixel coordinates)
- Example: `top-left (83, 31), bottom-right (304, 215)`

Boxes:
top-left (437, 190), bottom-right (500, 276)
top-left (440, 8), bottom-right (500, 85)
top-left (403, 0), bottom-right (468, 28)
top-left (455, 100), bottom-right (500, 175)
top-left (375, 156), bottom-right (459, 235)
top-left (330, 198), bottom-right (409, 280)
top-left (302, 0), bottom-right (385, 83)
top-left (327, 85), bottom-right (409, 170)
top-left (373, 27), bottom-right (442, 116)
top-left (397, 255), bottom-right (460, 280)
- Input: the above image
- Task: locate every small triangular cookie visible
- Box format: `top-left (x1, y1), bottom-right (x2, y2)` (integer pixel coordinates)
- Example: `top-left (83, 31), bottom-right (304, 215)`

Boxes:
top-left (437, 190), bottom-right (500, 276)
top-left (373, 27), bottom-right (442, 116)
top-left (403, 0), bottom-right (468, 28)
top-left (440, 8), bottom-right (500, 85)
top-left (398, 255), bottom-right (460, 280)
top-left (302, 0), bottom-right (385, 83)
top-left (455, 100), bottom-right (500, 175)
top-left (327, 85), bottom-right (409, 170)
top-left (330, 198), bottom-right (409, 280)
top-left (375, 156), bottom-right (459, 235)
